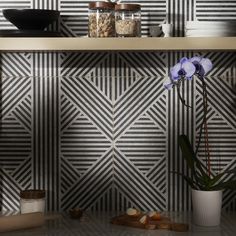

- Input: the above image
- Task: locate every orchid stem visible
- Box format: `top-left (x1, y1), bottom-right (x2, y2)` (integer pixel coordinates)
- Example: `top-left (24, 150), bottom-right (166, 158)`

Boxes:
top-left (195, 76), bottom-right (211, 177)
top-left (176, 79), bottom-right (192, 109)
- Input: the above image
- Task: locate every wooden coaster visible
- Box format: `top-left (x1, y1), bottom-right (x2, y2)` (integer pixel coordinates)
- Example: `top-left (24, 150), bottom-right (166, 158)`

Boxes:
top-left (111, 214), bottom-right (156, 230)
top-left (111, 214), bottom-right (189, 232)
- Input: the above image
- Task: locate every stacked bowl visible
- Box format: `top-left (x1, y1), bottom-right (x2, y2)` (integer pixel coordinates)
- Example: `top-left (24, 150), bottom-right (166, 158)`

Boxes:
top-left (185, 21), bottom-right (236, 37)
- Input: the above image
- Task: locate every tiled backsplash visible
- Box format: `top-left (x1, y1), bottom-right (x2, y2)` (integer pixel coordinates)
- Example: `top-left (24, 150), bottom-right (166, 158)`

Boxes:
top-left (0, 1), bottom-right (236, 212)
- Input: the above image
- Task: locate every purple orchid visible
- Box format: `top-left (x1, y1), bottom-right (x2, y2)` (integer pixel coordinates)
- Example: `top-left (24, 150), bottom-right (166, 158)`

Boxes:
top-left (189, 57), bottom-right (213, 77)
top-left (170, 57), bottom-right (196, 81)
top-left (166, 56), bottom-right (217, 190)
top-left (163, 56), bottom-right (213, 90)
top-left (163, 57), bottom-right (196, 90)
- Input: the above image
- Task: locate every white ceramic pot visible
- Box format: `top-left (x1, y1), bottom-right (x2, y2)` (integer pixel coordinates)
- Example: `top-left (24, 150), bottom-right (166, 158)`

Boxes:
top-left (192, 189), bottom-right (223, 226)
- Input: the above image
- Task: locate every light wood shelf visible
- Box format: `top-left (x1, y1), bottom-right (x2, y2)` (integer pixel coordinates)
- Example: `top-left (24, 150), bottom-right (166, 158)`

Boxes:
top-left (0, 37), bottom-right (235, 51)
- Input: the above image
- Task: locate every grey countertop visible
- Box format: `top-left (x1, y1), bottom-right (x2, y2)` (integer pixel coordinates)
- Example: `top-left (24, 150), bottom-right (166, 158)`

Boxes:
top-left (1, 211), bottom-right (236, 236)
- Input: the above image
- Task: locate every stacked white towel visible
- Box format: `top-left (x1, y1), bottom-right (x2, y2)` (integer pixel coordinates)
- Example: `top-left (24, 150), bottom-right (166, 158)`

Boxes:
top-left (185, 21), bottom-right (236, 37)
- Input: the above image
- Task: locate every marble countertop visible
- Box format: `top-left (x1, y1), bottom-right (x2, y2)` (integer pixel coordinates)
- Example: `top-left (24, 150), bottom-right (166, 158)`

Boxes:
top-left (1, 211), bottom-right (236, 236)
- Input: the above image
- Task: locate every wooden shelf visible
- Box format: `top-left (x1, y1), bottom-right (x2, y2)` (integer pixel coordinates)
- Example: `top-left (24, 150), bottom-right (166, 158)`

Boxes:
top-left (0, 37), bottom-right (235, 51)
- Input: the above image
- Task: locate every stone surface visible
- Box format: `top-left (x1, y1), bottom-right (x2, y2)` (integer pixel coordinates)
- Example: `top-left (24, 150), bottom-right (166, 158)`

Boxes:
top-left (0, 211), bottom-right (236, 236)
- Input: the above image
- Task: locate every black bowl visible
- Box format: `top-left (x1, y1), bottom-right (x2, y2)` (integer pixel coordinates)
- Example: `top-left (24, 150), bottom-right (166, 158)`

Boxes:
top-left (3, 9), bottom-right (60, 30)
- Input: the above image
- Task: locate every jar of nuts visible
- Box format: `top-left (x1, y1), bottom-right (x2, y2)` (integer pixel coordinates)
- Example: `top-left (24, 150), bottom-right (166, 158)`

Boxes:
top-left (115, 4), bottom-right (141, 37)
top-left (88, 1), bottom-right (115, 37)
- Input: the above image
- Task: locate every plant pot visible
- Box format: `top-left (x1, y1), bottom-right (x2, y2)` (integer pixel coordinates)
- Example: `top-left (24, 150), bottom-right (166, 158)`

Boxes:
top-left (192, 189), bottom-right (222, 226)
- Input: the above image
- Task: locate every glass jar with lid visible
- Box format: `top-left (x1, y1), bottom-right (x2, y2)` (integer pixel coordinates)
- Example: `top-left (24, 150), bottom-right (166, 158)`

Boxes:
top-left (88, 1), bottom-right (115, 37)
top-left (20, 190), bottom-right (45, 214)
top-left (115, 4), bottom-right (141, 37)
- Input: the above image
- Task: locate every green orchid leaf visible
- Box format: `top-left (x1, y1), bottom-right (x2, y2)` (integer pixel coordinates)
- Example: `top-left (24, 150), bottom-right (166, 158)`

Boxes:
top-left (195, 160), bottom-right (209, 179)
top-left (212, 180), bottom-right (236, 191)
top-left (178, 135), bottom-right (236, 190)
top-left (209, 168), bottom-right (236, 187)
top-left (196, 174), bottom-right (213, 190)
top-left (179, 135), bottom-right (196, 170)
top-left (201, 174), bottom-right (211, 185)
top-left (179, 135), bottom-right (207, 180)
top-left (209, 173), bottom-right (225, 186)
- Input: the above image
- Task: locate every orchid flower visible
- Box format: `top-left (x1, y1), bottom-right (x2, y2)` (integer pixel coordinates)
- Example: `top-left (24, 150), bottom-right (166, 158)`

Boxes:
top-left (163, 56), bottom-right (213, 111)
top-left (163, 57), bottom-right (213, 90)
top-left (163, 79), bottom-right (174, 90)
top-left (170, 57), bottom-right (196, 81)
top-left (163, 57), bottom-right (196, 90)
top-left (190, 56), bottom-right (213, 76)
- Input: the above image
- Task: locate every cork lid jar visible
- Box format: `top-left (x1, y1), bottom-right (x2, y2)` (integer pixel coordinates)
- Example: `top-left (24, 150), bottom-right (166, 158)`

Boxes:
top-left (89, 1), bottom-right (115, 10)
top-left (115, 4), bottom-right (141, 37)
top-left (20, 189), bottom-right (46, 214)
top-left (88, 1), bottom-right (116, 37)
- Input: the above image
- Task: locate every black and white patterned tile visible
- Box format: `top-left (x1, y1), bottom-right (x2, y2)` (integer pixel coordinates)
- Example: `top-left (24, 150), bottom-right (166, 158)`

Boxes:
top-left (0, 0), bottom-right (236, 212)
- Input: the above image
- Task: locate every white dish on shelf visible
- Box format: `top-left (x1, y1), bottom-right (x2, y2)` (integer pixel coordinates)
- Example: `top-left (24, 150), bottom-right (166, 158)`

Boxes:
top-left (186, 29), bottom-right (236, 36)
top-left (186, 28), bottom-right (236, 33)
top-left (186, 33), bottom-right (236, 37)
top-left (186, 21), bottom-right (236, 30)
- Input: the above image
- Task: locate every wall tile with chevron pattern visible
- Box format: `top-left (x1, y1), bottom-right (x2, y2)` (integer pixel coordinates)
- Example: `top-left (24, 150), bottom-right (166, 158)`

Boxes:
top-left (0, 0), bottom-right (236, 212)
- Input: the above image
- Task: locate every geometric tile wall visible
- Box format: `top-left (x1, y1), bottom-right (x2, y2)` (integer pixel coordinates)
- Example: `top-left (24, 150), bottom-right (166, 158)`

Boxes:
top-left (0, 0), bottom-right (236, 212)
